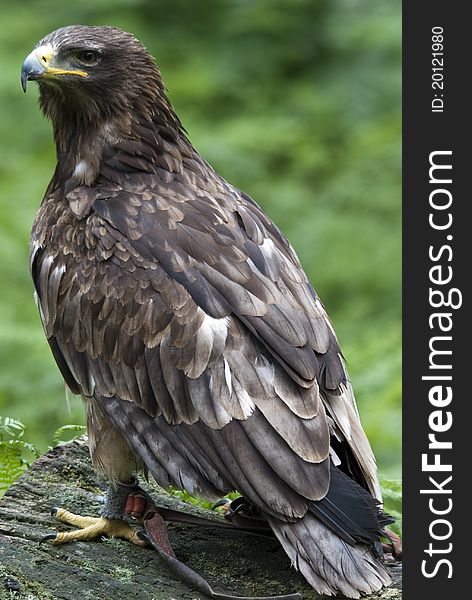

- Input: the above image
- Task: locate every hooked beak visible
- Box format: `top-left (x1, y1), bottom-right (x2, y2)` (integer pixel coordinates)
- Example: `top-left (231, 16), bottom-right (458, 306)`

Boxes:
top-left (21, 49), bottom-right (46, 92)
top-left (21, 44), bottom-right (88, 92)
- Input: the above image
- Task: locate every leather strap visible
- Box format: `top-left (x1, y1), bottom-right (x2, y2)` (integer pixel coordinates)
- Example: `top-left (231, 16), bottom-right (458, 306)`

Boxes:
top-left (125, 490), bottom-right (272, 536)
top-left (124, 489), bottom-right (302, 600)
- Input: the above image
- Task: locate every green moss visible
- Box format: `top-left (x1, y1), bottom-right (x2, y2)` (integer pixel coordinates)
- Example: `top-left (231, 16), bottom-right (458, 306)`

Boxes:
top-left (102, 537), bottom-right (127, 550)
top-left (111, 566), bottom-right (135, 584)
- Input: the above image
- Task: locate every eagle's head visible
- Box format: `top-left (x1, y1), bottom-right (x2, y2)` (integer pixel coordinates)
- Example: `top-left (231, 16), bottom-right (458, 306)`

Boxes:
top-left (21, 25), bottom-right (172, 131)
top-left (21, 25), bottom-right (185, 176)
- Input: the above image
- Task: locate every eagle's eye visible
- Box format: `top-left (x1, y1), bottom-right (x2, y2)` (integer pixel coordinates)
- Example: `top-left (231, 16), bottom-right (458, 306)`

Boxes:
top-left (76, 50), bottom-right (100, 66)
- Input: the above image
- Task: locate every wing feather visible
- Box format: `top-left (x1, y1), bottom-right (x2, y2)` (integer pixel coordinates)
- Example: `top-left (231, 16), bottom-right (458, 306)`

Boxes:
top-left (31, 168), bottom-right (381, 521)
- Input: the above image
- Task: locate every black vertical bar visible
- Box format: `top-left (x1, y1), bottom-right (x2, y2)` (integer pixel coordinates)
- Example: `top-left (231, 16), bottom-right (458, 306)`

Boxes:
top-left (403, 2), bottom-right (467, 598)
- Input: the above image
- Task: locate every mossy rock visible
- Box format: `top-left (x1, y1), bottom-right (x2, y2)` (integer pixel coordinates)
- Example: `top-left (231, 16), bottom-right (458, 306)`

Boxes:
top-left (0, 438), bottom-right (402, 599)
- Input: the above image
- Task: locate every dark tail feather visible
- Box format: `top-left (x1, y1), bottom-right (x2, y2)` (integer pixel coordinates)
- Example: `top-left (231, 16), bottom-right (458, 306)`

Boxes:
top-left (310, 464), bottom-right (394, 552)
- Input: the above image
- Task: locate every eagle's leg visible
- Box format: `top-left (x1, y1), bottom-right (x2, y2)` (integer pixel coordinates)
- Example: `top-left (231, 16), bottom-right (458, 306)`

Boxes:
top-left (213, 496), bottom-right (263, 521)
top-left (213, 496), bottom-right (259, 518)
top-left (46, 479), bottom-right (146, 546)
top-left (43, 399), bottom-right (147, 545)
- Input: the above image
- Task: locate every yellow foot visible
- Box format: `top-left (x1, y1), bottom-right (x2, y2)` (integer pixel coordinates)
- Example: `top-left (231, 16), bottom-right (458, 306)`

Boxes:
top-left (45, 507), bottom-right (146, 546)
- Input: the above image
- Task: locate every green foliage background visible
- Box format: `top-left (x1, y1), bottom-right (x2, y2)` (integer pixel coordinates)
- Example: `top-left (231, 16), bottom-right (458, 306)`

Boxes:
top-left (0, 1), bottom-right (401, 477)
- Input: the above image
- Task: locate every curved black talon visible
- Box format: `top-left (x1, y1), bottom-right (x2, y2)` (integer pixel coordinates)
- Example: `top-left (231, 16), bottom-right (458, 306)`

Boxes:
top-left (117, 475), bottom-right (140, 491)
top-left (212, 499), bottom-right (231, 511)
top-left (221, 497), bottom-right (259, 521)
top-left (136, 530), bottom-right (150, 545)
top-left (212, 497), bottom-right (252, 520)
top-left (39, 533), bottom-right (57, 544)
top-left (229, 499), bottom-right (250, 516)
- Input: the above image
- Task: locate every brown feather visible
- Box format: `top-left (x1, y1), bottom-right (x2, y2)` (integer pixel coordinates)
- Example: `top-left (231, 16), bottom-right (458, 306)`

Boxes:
top-left (27, 24), bottom-right (386, 598)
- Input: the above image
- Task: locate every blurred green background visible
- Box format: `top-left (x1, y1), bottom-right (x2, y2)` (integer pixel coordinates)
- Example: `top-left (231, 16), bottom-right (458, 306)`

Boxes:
top-left (0, 0), bottom-right (401, 476)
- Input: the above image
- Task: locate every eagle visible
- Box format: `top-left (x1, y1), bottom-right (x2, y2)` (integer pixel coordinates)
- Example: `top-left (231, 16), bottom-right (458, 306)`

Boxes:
top-left (22, 25), bottom-right (393, 598)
